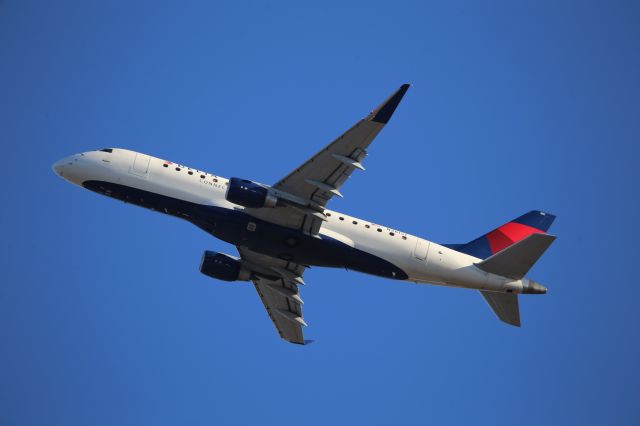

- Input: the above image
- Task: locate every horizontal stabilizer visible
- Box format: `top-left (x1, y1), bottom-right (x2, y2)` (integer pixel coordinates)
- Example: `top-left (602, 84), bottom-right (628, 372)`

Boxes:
top-left (476, 233), bottom-right (556, 280)
top-left (480, 291), bottom-right (520, 327)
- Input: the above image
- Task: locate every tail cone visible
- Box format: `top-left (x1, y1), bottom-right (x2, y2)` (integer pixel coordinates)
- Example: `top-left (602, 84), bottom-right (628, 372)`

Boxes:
top-left (524, 280), bottom-right (547, 294)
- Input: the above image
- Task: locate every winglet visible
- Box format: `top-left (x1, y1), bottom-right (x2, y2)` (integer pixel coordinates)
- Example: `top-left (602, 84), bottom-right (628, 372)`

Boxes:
top-left (369, 84), bottom-right (411, 124)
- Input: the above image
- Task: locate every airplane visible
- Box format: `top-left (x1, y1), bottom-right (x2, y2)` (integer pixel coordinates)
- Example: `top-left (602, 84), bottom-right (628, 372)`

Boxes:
top-left (52, 84), bottom-right (556, 345)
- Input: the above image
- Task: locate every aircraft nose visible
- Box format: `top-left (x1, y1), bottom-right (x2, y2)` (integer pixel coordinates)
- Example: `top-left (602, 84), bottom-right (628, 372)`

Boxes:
top-left (52, 158), bottom-right (67, 176)
top-left (52, 154), bottom-right (87, 186)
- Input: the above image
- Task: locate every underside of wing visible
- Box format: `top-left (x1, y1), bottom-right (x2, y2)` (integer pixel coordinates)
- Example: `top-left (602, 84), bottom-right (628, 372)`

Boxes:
top-left (237, 246), bottom-right (310, 344)
top-left (243, 84), bottom-right (410, 236)
top-left (275, 83), bottom-right (409, 205)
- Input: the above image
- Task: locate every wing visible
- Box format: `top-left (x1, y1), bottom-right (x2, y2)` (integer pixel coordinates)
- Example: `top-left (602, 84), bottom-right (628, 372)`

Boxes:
top-left (237, 246), bottom-right (309, 344)
top-left (274, 83), bottom-right (410, 204)
top-left (244, 84), bottom-right (410, 235)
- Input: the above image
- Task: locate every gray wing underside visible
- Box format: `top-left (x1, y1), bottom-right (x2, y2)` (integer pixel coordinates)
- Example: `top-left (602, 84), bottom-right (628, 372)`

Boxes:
top-left (274, 84), bottom-right (410, 205)
top-left (243, 84), bottom-right (410, 235)
top-left (237, 246), bottom-right (309, 344)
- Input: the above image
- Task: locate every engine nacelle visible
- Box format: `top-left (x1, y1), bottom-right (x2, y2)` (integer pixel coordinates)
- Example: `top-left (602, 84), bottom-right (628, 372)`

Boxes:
top-left (199, 251), bottom-right (251, 282)
top-left (225, 177), bottom-right (278, 208)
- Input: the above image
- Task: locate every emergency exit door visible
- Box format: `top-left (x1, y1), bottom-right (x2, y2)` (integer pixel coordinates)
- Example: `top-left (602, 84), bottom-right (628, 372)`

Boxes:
top-left (413, 238), bottom-right (429, 260)
top-left (131, 153), bottom-right (150, 176)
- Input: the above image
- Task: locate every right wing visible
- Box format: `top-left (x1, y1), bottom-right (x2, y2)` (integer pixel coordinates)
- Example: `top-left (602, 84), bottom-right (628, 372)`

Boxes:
top-left (272, 83), bottom-right (411, 207)
top-left (237, 246), bottom-right (309, 344)
top-left (243, 84), bottom-right (410, 236)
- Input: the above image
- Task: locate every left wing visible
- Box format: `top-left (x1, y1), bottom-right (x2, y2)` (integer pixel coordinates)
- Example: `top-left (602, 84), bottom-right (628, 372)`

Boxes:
top-left (243, 84), bottom-right (410, 235)
top-left (237, 246), bottom-right (309, 344)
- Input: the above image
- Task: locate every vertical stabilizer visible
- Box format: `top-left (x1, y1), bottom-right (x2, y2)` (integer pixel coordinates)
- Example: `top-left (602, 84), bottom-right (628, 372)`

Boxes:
top-left (445, 210), bottom-right (556, 259)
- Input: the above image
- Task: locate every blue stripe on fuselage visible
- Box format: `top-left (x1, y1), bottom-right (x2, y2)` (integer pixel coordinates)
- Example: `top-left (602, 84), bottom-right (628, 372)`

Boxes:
top-left (82, 180), bottom-right (409, 280)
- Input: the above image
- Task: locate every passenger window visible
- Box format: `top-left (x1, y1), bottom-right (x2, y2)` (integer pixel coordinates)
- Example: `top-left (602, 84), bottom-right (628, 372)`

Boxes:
top-left (213, 178), bottom-right (218, 182)
top-left (326, 213), bottom-right (332, 217)
top-left (377, 228), bottom-right (382, 232)
top-left (175, 167), bottom-right (181, 171)
top-left (163, 164), bottom-right (168, 168)
top-left (402, 236), bottom-right (407, 240)
top-left (188, 171), bottom-right (193, 175)
top-left (365, 225), bottom-right (370, 229)
top-left (352, 221), bottom-right (357, 225)
top-left (389, 232), bottom-right (395, 236)
top-left (200, 175), bottom-right (205, 179)
top-left (339, 217), bottom-right (344, 221)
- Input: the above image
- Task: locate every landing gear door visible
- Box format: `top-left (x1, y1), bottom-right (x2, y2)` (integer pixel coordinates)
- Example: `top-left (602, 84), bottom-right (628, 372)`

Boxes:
top-left (130, 153), bottom-right (150, 177)
top-left (413, 238), bottom-right (429, 261)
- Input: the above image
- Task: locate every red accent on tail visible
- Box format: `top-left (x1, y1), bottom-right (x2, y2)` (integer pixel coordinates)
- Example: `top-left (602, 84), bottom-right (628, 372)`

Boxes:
top-left (486, 222), bottom-right (544, 254)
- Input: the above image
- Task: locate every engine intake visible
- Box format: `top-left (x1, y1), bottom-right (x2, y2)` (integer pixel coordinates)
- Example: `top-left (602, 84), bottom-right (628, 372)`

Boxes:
top-left (225, 177), bottom-right (278, 208)
top-left (199, 251), bottom-right (251, 282)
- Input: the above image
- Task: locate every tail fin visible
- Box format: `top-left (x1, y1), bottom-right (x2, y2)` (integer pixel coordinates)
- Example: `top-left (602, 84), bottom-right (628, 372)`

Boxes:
top-left (445, 210), bottom-right (556, 260)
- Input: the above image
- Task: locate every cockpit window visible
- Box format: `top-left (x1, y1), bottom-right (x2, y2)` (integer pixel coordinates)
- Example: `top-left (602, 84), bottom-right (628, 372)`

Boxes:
top-left (100, 148), bottom-right (113, 153)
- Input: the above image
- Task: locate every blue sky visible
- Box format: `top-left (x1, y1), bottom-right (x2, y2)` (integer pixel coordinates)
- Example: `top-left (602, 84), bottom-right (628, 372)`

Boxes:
top-left (1, 1), bottom-right (639, 425)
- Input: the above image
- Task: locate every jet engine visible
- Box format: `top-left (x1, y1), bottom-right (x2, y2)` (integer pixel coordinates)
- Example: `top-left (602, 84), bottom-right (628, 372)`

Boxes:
top-left (199, 251), bottom-right (251, 282)
top-left (225, 177), bottom-right (278, 208)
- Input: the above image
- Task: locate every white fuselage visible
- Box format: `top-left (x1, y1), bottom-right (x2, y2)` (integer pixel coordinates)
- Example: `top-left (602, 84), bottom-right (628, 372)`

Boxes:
top-left (53, 148), bottom-right (530, 294)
